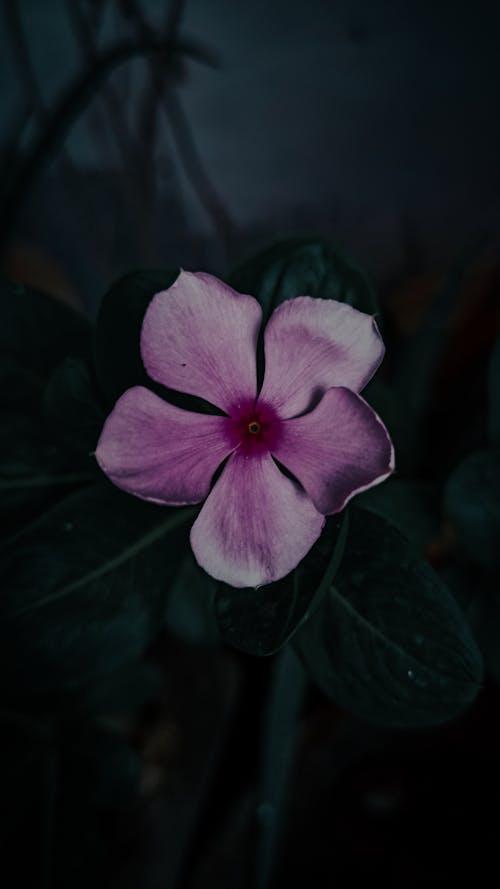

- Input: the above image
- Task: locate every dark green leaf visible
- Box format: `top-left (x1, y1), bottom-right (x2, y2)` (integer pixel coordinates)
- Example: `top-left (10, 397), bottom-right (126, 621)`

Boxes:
top-left (0, 277), bottom-right (91, 409)
top-left (228, 238), bottom-right (378, 322)
top-left (295, 508), bottom-right (483, 727)
top-left (356, 477), bottom-right (439, 550)
top-left (43, 357), bottom-right (106, 467)
top-left (0, 413), bottom-right (69, 515)
top-left (215, 511), bottom-right (348, 656)
top-left (0, 282), bottom-right (93, 531)
top-left (0, 484), bottom-right (195, 693)
top-left (165, 550), bottom-right (220, 645)
top-left (94, 268), bottom-right (179, 404)
top-left (0, 373), bottom-right (98, 534)
top-left (444, 447), bottom-right (500, 570)
top-left (361, 375), bottom-right (406, 464)
top-left (489, 337), bottom-right (500, 445)
top-left (0, 412), bottom-right (93, 547)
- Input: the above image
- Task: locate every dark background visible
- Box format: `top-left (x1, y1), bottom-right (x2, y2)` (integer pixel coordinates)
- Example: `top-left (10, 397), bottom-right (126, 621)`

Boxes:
top-left (2, 0), bottom-right (500, 310)
top-left (1, 2), bottom-right (500, 888)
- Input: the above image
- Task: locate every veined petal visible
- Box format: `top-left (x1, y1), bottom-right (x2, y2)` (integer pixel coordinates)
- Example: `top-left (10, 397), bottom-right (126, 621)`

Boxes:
top-left (141, 270), bottom-right (262, 413)
top-left (96, 386), bottom-right (232, 504)
top-left (190, 451), bottom-right (325, 588)
top-left (272, 387), bottom-right (394, 515)
top-left (259, 297), bottom-right (385, 418)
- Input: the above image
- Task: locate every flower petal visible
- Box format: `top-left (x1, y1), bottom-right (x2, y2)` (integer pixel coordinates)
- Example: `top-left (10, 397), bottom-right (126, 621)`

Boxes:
top-left (96, 386), bottom-right (232, 504)
top-left (190, 451), bottom-right (325, 588)
top-left (259, 297), bottom-right (385, 417)
top-left (141, 270), bottom-right (262, 413)
top-left (272, 387), bottom-right (395, 515)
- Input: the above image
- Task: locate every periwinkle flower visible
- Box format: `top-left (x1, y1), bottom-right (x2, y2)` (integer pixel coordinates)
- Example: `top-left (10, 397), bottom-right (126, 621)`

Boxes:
top-left (96, 271), bottom-right (394, 587)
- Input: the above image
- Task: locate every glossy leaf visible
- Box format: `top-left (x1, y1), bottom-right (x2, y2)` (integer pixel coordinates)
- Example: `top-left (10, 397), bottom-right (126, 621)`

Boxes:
top-left (228, 238), bottom-right (378, 322)
top-left (0, 484), bottom-right (195, 693)
top-left (0, 281), bottom-right (93, 529)
top-left (361, 375), bottom-right (405, 462)
top-left (0, 277), bottom-right (91, 409)
top-left (43, 357), bottom-right (105, 468)
top-left (165, 550), bottom-right (221, 646)
top-left (356, 477), bottom-right (439, 550)
top-left (215, 512), bottom-right (348, 656)
top-left (94, 268), bottom-right (178, 404)
top-left (295, 508), bottom-right (483, 726)
top-left (0, 412), bottom-right (77, 515)
top-left (1, 377), bottom-right (97, 533)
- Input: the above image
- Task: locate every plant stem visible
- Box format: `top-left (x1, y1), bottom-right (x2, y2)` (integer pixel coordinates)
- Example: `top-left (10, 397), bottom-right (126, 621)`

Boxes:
top-left (255, 645), bottom-right (307, 889)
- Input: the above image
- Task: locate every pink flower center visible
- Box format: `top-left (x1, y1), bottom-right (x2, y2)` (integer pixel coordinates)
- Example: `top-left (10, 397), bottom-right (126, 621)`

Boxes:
top-left (226, 399), bottom-right (282, 456)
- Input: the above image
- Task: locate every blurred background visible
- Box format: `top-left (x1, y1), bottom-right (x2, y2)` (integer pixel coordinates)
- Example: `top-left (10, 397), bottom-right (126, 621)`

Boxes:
top-left (2, 0), bottom-right (500, 311)
top-left (1, 2), bottom-right (500, 887)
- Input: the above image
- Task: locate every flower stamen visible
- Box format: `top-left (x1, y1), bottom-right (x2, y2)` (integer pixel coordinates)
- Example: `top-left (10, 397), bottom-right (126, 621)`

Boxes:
top-left (248, 421), bottom-right (261, 435)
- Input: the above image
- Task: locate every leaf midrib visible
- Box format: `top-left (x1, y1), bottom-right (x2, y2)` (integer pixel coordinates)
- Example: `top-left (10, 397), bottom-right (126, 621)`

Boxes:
top-left (3, 506), bottom-right (196, 619)
top-left (329, 586), bottom-right (479, 690)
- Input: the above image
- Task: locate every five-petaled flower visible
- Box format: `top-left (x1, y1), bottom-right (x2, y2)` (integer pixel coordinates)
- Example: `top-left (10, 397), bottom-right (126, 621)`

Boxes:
top-left (96, 271), bottom-right (394, 587)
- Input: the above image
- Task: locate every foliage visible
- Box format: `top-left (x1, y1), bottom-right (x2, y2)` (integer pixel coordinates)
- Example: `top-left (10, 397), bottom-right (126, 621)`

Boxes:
top-left (1, 236), bottom-right (497, 887)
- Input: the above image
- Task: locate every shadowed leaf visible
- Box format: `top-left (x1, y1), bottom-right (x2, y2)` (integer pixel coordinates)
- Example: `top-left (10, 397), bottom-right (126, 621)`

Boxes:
top-left (228, 238), bottom-right (378, 323)
top-left (215, 512), bottom-right (348, 656)
top-left (0, 484), bottom-right (195, 693)
top-left (295, 508), bottom-right (483, 726)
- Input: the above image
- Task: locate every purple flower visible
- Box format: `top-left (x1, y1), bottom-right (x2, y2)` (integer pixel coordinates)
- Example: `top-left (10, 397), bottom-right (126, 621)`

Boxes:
top-left (96, 271), bottom-right (394, 588)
